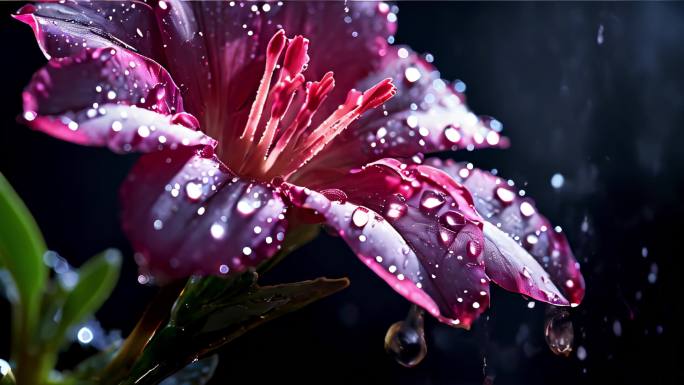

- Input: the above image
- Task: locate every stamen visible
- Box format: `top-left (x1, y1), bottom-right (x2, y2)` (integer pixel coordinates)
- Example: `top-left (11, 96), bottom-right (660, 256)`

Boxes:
top-left (275, 78), bottom-right (396, 177)
top-left (225, 30), bottom-right (396, 182)
top-left (238, 29), bottom-right (286, 143)
top-left (263, 72), bottom-right (335, 171)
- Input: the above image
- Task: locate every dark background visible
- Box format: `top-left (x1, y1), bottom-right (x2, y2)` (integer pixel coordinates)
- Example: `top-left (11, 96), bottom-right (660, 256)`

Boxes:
top-left (1, 2), bottom-right (682, 384)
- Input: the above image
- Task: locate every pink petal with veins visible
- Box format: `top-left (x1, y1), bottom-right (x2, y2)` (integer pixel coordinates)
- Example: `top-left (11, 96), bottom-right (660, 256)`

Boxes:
top-left (22, 47), bottom-right (213, 153)
top-left (426, 158), bottom-right (585, 305)
top-left (153, 1), bottom-right (395, 147)
top-left (120, 147), bottom-right (288, 282)
top-left (285, 160), bottom-right (491, 328)
top-left (13, 2), bottom-right (162, 60)
top-left (297, 46), bottom-right (508, 177)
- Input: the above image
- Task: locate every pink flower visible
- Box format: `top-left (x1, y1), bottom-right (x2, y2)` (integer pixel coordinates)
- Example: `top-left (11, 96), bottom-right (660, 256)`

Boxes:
top-left (16, 1), bottom-right (584, 328)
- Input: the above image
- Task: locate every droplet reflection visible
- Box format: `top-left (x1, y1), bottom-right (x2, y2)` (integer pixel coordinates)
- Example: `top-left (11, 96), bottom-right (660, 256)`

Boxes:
top-left (544, 308), bottom-right (574, 357)
top-left (384, 305), bottom-right (427, 368)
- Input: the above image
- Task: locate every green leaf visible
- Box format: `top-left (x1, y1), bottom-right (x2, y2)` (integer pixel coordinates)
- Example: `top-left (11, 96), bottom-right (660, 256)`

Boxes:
top-left (121, 274), bottom-right (349, 385)
top-left (54, 249), bottom-right (122, 343)
top-left (159, 355), bottom-right (218, 385)
top-left (0, 172), bottom-right (47, 313)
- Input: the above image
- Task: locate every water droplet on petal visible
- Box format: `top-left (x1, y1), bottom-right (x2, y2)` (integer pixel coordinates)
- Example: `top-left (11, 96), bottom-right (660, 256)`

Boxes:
top-left (444, 125), bottom-right (461, 143)
top-left (467, 240), bottom-right (481, 257)
top-left (404, 66), bottom-right (421, 83)
top-left (439, 210), bottom-right (466, 230)
top-left (352, 207), bottom-right (370, 228)
top-left (384, 306), bottom-right (427, 368)
top-left (419, 191), bottom-right (445, 215)
top-left (237, 199), bottom-right (256, 216)
top-left (210, 223), bottom-right (225, 239)
top-left (495, 187), bottom-right (515, 204)
top-left (184, 181), bottom-right (203, 201)
top-left (519, 201), bottom-right (536, 217)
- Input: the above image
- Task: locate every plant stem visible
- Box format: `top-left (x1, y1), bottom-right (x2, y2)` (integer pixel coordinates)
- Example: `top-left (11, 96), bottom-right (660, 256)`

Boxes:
top-left (97, 280), bottom-right (185, 385)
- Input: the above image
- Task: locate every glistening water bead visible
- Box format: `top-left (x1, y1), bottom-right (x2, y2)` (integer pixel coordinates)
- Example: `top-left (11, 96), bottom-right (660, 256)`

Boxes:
top-left (384, 306), bottom-right (427, 368)
top-left (544, 308), bottom-right (574, 357)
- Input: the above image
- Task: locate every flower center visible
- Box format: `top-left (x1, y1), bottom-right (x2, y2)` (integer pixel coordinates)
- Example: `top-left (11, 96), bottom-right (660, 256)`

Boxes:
top-left (224, 30), bottom-right (396, 182)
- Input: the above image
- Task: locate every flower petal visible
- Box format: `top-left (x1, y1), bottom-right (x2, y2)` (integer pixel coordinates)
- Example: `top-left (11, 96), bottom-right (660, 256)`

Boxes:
top-left (22, 47), bottom-right (214, 153)
top-left (154, 1), bottom-right (394, 141)
top-left (426, 158), bottom-right (585, 305)
top-left (297, 46), bottom-right (508, 177)
top-left (284, 160), bottom-right (490, 328)
top-left (13, 2), bottom-right (162, 60)
top-left (120, 147), bottom-right (288, 281)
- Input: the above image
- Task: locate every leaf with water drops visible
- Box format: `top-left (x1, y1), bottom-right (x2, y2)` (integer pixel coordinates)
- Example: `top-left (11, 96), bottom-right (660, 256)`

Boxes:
top-left (0, 173), bottom-right (47, 334)
top-left (426, 158), bottom-right (585, 305)
top-left (53, 249), bottom-right (122, 346)
top-left (283, 160), bottom-right (492, 328)
top-left (121, 273), bottom-right (348, 385)
top-left (22, 47), bottom-right (213, 153)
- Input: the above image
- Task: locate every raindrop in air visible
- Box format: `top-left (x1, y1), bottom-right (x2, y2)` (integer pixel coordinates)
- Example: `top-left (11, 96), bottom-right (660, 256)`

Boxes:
top-left (384, 305), bottom-right (427, 368)
top-left (550, 173), bottom-right (565, 189)
top-left (544, 308), bottom-right (574, 357)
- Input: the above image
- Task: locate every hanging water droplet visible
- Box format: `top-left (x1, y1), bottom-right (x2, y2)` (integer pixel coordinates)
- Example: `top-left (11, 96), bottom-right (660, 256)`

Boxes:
top-left (544, 308), bottom-right (574, 356)
top-left (384, 306), bottom-right (427, 368)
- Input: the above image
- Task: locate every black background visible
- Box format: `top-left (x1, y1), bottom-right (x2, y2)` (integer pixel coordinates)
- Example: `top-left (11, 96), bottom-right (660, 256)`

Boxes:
top-left (1, 2), bottom-right (682, 384)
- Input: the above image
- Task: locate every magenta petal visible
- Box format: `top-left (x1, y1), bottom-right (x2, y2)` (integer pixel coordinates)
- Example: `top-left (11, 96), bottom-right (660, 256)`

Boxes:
top-left (13, 2), bottom-right (162, 60)
top-left (483, 222), bottom-right (569, 305)
top-left (22, 47), bottom-right (214, 153)
top-left (120, 148), bottom-right (288, 281)
top-left (153, 1), bottom-right (394, 139)
top-left (299, 46), bottom-right (508, 176)
top-left (288, 160), bottom-right (492, 328)
top-left (426, 158), bottom-right (585, 305)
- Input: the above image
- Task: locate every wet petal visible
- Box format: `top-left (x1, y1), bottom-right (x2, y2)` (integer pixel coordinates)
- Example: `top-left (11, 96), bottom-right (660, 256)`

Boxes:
top-left (22, 47), bottom-right (213, 153)
top-left (120, 148), bottom-right (288, 281)
top-left (154, 1), bottom-right (394, 144)
top-left (298, 46), bottom-right (508, 175)
top-left (483, 222), bottom-right (569, 306)
top-left (285, 160), bottom-right (490, 328)
top-left (13, 2), bottom-right (162, 60)
top-left (426, 158), bottom-right (585, 305)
